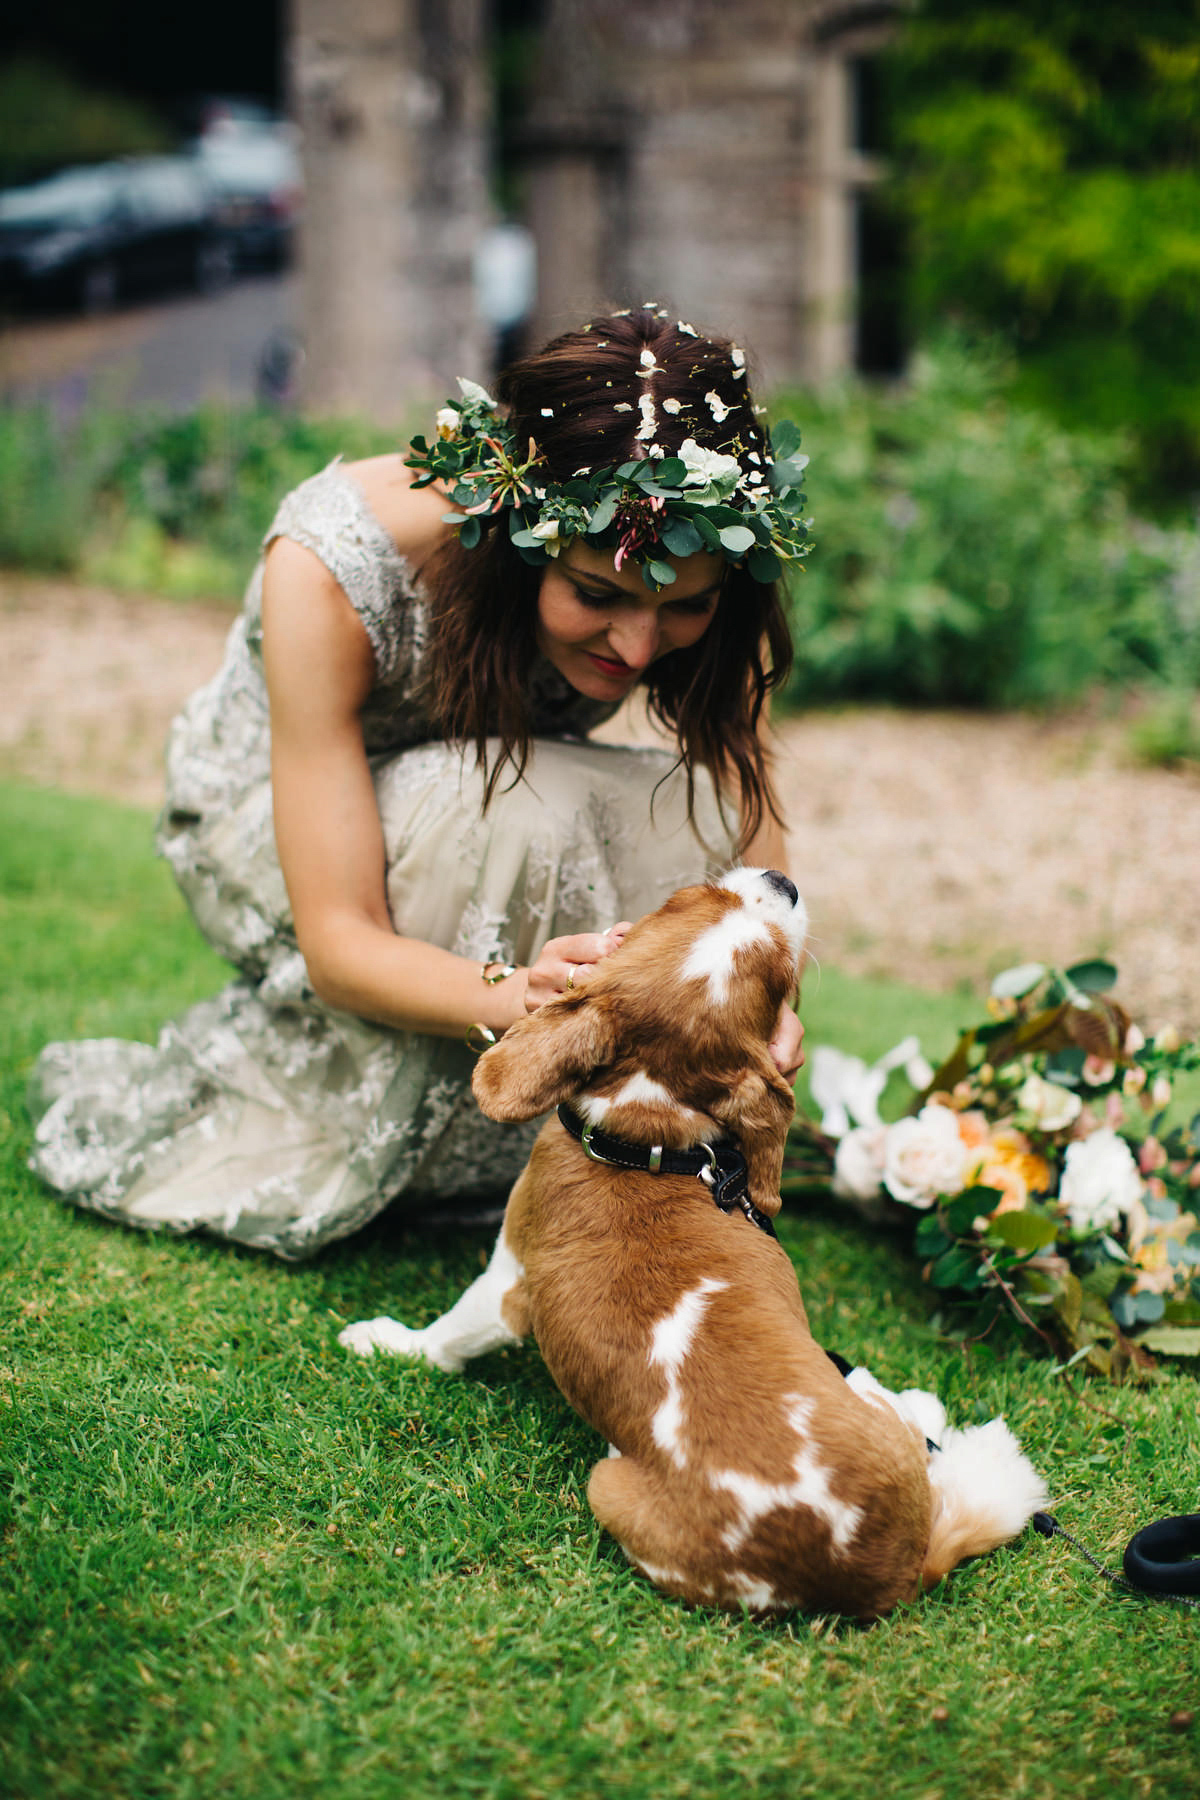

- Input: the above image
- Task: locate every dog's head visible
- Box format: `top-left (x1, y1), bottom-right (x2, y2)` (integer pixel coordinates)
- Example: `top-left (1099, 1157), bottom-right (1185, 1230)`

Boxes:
top-left (472, 869), bottom-right (807, 1214)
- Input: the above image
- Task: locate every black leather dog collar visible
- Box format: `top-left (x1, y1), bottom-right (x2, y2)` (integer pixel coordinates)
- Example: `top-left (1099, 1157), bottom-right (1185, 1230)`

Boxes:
top-left (556, 1104), bottom-right (776, 1237)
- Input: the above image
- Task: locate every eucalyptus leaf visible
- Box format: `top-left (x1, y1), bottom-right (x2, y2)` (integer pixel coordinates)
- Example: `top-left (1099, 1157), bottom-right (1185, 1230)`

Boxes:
top-left (747, 546), bottom-right (782, 582)
top-left (990, 962), bottom-right (1047, 1001)
top-left (655, 458), bottom-right (687, 486)
top-left (586, 495), bottom-right (617, 534)
top-left (692, 514), bottom-right (722, 550)
top-left (1065, 958), bottom-right (1118, 993)
top-left (771, 420), bottom-right (802, 459)
top-left (659, 518), bottom-right (704, 558)
top-left (457, 515), bottom-right (482, 549)
top-left (718, 525), bottom-right (757, 556)
top-left (644, 559), bottom-right (676, 587)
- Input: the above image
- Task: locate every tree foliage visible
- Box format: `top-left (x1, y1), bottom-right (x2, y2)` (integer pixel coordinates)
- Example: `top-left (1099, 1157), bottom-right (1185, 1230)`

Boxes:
top-left (0, 56), bottom-right (171, 187)
top-left (883, 1), bottom-right (1200, 503)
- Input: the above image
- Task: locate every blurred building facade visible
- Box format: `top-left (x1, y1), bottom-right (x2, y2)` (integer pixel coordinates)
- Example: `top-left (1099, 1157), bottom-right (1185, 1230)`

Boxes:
top-left (516, 0), bottom-right (899, 386)
top-left (289, 0), bottom-right (899, 417)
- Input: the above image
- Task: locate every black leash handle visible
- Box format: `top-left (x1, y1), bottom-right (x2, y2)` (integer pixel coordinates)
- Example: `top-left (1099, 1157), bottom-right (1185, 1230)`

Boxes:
top-left (1033, 1510), bottom-right (1200, 1611)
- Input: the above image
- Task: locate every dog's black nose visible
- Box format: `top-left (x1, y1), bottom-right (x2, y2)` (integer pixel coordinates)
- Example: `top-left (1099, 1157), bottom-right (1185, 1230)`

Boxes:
top-left (763, 869), bottom-right (799, 907)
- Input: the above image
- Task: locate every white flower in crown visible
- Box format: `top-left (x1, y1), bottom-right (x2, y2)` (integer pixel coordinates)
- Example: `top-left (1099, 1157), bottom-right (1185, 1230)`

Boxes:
top-left (435, 407), bottom-right (459, 440)
top-left (529, 519), bottom-right (562, 555)
top-left (677, 438), bottom-right (742, 488)
top-left (662, 397), bottom-right (682, 415)
top-left (705, 391), bottom-right (733, 422)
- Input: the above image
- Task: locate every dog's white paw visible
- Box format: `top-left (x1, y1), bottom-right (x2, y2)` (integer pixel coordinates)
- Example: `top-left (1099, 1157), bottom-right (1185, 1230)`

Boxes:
top-left (338, 1317), bottom-right (461, 1371)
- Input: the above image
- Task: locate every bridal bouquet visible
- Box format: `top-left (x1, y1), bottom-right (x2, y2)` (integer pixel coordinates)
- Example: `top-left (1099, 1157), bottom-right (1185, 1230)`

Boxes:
top-left (786, 960), bottom-right (1200, 1378)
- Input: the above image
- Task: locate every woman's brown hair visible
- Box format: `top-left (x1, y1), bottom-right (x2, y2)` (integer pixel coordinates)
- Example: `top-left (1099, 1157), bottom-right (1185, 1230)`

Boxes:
top-left (418, 307), bottom-right (795, 851)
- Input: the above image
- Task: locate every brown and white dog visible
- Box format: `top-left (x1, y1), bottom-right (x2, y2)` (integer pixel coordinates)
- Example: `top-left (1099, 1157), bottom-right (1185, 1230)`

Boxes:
top-left (341, 869), bottom-right (1046, 1618)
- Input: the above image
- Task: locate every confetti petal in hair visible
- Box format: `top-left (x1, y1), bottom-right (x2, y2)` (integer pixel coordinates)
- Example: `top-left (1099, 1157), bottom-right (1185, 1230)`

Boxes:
top-left (706, 391), bottom-right (734, 423)
top-left (613, 402), bottom-right (634, 413)
top-left (677, 321), bottom-right (699, 337)
top-left (662, 397), bottom-right (683, 415)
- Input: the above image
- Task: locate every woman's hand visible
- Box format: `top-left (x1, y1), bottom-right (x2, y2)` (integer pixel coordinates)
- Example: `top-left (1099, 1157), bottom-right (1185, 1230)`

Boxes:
top-left (523, 922), bottom-right (632, 1013)
top-left (768, 1002), bottom-right (805, 1084)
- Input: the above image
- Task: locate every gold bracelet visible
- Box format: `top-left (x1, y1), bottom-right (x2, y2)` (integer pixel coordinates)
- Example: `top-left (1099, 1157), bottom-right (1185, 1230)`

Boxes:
top-left (465, 1022), bottom-right (498, 1055)
top-left (481, 961), bottom-right (518, 985)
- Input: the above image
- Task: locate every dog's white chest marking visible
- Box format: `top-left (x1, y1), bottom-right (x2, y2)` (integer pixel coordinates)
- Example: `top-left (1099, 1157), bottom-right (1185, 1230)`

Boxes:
top-left (647, 1277), bottom-right (727, 1468)
top-left (681, 912), bottom-right (772, 1004)
top-left (612, 1071), bottom-right (676, 1110)
top-left (711, 1395), bottom-right (863, 1555)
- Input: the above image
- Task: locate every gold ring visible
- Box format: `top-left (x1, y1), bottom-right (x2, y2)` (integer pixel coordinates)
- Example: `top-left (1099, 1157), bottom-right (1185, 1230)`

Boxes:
top-left (565, 965), bottom-right (577, 991)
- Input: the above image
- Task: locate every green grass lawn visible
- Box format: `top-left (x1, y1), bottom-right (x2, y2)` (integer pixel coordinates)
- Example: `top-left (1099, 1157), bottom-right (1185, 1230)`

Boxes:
top-left (2, 782), bottom-right (1197, 1800)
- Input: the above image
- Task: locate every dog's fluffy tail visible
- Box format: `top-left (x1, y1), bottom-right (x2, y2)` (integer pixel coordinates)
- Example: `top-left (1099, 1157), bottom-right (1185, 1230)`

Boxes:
top-left (920, 1417), bottom-right (1048, 1589)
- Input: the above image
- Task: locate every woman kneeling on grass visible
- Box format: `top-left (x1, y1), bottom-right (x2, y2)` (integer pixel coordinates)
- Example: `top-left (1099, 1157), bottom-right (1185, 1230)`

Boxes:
top-left (28, 304), bottom-right (810, 1259)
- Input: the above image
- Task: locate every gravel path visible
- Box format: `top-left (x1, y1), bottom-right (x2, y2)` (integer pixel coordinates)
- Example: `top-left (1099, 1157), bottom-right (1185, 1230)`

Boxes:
top-left (4, 572), bottom-right (1197, 1034)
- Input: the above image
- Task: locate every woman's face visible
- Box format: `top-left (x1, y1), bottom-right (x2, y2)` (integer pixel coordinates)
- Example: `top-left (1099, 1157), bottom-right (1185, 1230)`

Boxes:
top-left (535, 541), bottom-right (722, 701)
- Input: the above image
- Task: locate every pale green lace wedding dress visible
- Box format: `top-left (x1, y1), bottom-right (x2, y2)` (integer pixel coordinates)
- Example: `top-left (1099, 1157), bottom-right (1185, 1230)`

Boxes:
top-left (28, 463), bottom-right (735, 1259)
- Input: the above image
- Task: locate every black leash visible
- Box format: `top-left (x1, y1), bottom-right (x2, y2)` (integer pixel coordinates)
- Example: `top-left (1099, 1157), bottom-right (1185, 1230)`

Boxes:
top-left (1033, 1510), bottom-right (1200, 1610)
top-left (555, 1104), bottom-right (777, 1237)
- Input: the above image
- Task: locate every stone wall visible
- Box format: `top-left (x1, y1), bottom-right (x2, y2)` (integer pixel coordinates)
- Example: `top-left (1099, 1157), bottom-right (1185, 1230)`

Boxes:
top-left (516, 0), bottom-right (898, 384)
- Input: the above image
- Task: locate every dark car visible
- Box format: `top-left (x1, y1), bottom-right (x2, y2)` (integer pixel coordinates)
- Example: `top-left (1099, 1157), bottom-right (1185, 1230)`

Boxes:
top-left (192, 121), bottom-right (302, 270)
top-left (0, 157), bottom-right (234, 315)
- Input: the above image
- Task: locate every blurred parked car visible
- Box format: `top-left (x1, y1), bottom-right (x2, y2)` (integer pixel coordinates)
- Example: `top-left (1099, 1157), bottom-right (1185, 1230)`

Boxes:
top-left (0, 156), bottom-right (235, 314)
top-left (192, 116), bottom-right (301, 271)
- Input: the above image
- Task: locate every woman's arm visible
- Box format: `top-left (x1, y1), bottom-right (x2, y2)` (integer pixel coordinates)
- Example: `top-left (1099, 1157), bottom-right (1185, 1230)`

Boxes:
top-left (262, 536), bottom-right (616, 1038)
top-left (742, 705), bottom-right (806, 1081)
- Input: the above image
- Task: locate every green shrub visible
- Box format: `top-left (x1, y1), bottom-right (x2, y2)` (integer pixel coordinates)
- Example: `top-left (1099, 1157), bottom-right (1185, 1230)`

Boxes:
top-left (778, 338), bottom-right (1192, 709)
top-left (0, 401), bottom-right (400, 599)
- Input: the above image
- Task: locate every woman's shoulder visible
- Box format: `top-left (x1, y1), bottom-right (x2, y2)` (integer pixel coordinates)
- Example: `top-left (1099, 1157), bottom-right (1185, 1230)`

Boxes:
top-left (340, 452), bottom-right (451, 564)
top-left (259, 455), bottom-right (444, 688)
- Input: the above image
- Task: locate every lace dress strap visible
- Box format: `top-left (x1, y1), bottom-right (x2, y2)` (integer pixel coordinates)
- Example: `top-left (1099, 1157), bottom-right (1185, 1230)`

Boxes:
top-left (264, 460), bottom-right (416, 683)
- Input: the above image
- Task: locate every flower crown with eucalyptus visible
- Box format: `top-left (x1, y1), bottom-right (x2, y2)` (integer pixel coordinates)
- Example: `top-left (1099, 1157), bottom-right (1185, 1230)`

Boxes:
top-left (404, 368), bottom-right (811, 592)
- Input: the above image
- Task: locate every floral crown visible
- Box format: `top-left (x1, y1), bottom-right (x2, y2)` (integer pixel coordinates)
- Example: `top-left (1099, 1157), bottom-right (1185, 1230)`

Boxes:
top-left (404, 375), bottom-right (811, 591)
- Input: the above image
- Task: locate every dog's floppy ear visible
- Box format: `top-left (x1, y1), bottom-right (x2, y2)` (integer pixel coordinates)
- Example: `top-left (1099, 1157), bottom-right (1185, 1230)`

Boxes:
top-left (706, 1055), bottom-right (796, 1218)
top-left (472, 992), bottom-right (616, 1122)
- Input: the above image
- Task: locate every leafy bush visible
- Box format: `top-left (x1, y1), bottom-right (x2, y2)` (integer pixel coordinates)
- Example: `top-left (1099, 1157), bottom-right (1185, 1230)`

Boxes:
top-left (0, 401), bottom-right (400, 599)
top-left (778, 338), bottom-right (1193, 709)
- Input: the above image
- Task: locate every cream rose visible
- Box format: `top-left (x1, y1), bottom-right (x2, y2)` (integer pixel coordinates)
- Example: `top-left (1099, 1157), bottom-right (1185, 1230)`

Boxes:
top-left (882, 1106), bottom-right (970, 1209)
top-left (832, 1126), bottom-right (888, 1204)
top-left (1017, 1072), bottom-right (1083, 1133)
top-left (1059, 1130), bottom-right (1144, 1233)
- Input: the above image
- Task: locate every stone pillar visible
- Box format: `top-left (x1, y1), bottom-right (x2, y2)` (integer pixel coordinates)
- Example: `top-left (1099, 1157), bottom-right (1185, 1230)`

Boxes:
top-left (289, 0), bottom-right (490, 422)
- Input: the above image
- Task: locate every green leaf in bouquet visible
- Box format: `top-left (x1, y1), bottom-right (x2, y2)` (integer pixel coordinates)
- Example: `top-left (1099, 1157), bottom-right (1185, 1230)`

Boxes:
top-left (1064, 958), bottom-right (1118, 994)
top-left (944, 1191), bottom-right (991, 1235)
top-left (929, 1244), bottom-right (984, 1290)
top-left (1110, 1289), bottom-right (1137, 1329)
top-left (915, 1214), bottom-right (953, 1257)
top-left (991, 962), bottom-right (1047, 1001)
top-left (1132, 1324), bottom-right (1200, 1357)
top-left (1045, 1047), bottom-right (1085, 1085)
top-left (1080, 1258), bottom-right (1124, 1300)
top-left (1057, 1272), bottom-right (1085, 1338)
top-left (1164, 1296), bottom-right (1200, 1323)
top-left (987, 1209), bottom-right (1060, 1253)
